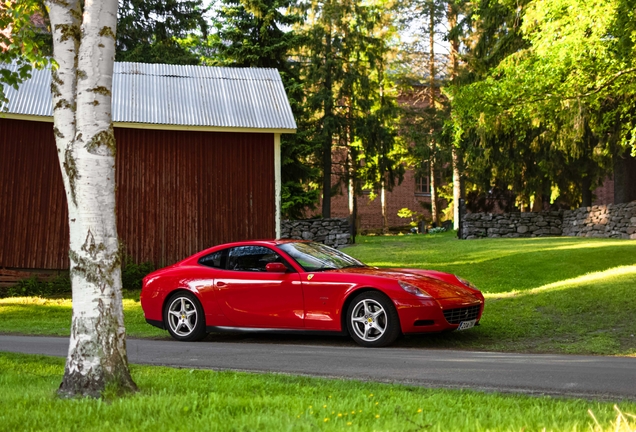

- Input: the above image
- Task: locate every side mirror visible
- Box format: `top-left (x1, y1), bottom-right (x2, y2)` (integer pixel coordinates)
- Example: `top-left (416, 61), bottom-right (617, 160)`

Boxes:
top-left (265, 262), bottom-right (287, 273)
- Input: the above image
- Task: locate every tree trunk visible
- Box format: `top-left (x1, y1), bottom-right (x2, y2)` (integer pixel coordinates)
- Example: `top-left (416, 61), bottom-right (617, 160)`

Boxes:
top-left (448, 1), bottom-right (462, 230)
top-left (452, 147), bottom-right (461, 229)
top-left (381, 179), bottom-right (388, 233)
top-left (348, 174), bottom-right (359, 243)
top-left (322, 21), bottom-right (333, 219)
top-left (346, 105), bottom-right (357, 243)
top-left (47, 0), bottom-right (136, 398)
top-left (613, 149), bottom-right (636, 204)
top-left (429, 155), bottom-right (439, 226)
top-left (428, 0), bottom-right (439, 227)
top-left (581, 176), bottom-right (592, 207)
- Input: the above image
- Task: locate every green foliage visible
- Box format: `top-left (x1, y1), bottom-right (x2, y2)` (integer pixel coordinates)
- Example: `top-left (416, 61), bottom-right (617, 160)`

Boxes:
top-left (1, 352), bottom-right (635, 430)
top-left (0, 256), bottom-right (152, 298)
top-left (427, 226), bottom-right (446, 234)
top-left (397, 207), bottom-right (428, 227)
top-left (1, 274), bottom-right (71, 299)
top-left (121, 255), bottom-right (155, 291)
top-left (207, 0), bottom-right (303, 69)
top-left (448, 0), bottom-right (636, 208)
top-left (116, 0), bottom-right (209, 64)
top-left (300, 0), bottom-right (406, 218)
top-left (0, 0), bottom-right (52, 105)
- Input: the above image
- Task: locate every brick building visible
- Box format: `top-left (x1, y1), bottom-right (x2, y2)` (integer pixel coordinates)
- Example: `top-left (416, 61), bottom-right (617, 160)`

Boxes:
top-left (328, 170), bottom-right (432, 230)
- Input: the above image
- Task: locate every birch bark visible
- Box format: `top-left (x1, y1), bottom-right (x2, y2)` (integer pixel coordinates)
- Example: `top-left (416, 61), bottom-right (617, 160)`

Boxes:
top-left (46, 0), bottom-right (136, 398)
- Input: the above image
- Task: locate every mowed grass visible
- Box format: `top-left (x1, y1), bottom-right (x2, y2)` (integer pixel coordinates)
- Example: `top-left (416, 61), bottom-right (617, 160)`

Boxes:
top-left (1, 352), bottom-right (635, 432)
top-left (0, 291), bottom-right (165, 339)
top-left (1, 232), bottom-right (635, 355)
top-left (345, 232), bottom-right (636, 355)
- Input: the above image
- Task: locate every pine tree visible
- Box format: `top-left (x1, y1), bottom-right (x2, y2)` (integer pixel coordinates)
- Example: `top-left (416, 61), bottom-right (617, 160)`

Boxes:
top-left (300, 0), bottom-right (404, 227)
top-left (116, 0), bottom-right (208, 65)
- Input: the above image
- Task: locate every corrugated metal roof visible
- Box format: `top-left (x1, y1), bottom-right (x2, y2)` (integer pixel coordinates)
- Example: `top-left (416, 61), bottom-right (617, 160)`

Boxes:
top-left (1, 62), bottom-right (297, 131)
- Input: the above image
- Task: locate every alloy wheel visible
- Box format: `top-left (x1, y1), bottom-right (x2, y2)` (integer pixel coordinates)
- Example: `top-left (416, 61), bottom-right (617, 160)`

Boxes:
top-left (167, 296), bottom-right (198, 337)
top-left (350, 299), bottom-right (387, 342)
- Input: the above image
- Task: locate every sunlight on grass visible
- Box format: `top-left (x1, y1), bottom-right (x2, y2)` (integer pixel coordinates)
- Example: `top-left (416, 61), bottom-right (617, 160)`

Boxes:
top-left (1, 352), bottom-right (635, 431)
top-left (485, 265), bottom-right (636, 299)
top-left (0, 296), bottom-right (163, 338)
top-left (589, 406), bottom-right (636, 432)
top-left (0, 296), bottom-right (141, 311)
top-left (362, 240), bottom-right (636, 268)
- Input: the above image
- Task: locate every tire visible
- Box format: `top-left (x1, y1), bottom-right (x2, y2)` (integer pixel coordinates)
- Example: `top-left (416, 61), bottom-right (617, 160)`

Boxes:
top-left (346, 291), bottom-right (401, 347)
top-left (163, 291), bottom-right (207, 342)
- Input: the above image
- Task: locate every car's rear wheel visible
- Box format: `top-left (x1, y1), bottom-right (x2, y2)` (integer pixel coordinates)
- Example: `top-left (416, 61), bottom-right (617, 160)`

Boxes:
top-left (164, 291), bottom-right (207, 341)
top-left (346, 291), bottom-right (400, 347)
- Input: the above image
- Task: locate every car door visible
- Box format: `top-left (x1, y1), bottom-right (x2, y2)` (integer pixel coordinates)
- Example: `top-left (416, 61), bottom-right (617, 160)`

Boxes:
top-left (214, 245), bottom-right (304, 329)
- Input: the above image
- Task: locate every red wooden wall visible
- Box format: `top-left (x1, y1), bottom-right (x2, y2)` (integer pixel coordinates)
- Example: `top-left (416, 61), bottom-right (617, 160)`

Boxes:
top-left (0, 118), bottom-right (275, 269)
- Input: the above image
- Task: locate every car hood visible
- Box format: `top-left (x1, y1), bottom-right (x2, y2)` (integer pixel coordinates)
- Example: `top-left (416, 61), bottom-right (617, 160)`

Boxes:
top-left (330, 267), bottom-right (480, 300)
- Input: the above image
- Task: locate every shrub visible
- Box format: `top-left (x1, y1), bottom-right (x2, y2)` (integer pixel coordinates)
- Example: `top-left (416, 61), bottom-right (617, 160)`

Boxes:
top-left (121, 255), bottom-right (155, 290)
top-left (428, 227), bottom-right (447, 234)
top-left (2, 274), bottom-right (71, 298)
top-left (1, 255), bottom-right (154, 298)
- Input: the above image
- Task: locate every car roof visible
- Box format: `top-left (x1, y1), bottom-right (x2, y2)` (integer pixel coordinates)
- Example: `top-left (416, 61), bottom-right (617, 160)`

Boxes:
top-left (195, 239), bottom-right (309, 256)
top-left (175, 239), bottom-right (310, 267)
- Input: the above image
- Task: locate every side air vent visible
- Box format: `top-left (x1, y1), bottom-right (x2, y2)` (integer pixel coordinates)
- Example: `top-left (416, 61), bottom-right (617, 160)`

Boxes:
top-left (414, 320), bottom-right (434, 326)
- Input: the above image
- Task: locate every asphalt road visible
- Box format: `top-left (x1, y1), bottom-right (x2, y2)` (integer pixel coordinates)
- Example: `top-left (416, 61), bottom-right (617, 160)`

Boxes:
top-left (2, 334), bottom-right (635, 401)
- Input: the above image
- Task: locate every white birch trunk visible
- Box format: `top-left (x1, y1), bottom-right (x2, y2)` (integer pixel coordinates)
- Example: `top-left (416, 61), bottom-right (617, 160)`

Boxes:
top-left (46, 0), bottom-right (136, 397)
top-left (452, 147), bottom-right (461, 230)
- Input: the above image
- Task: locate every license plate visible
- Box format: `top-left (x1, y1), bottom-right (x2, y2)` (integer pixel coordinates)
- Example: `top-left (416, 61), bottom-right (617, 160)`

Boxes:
top-left (457, 319), bottom-right (476, 331)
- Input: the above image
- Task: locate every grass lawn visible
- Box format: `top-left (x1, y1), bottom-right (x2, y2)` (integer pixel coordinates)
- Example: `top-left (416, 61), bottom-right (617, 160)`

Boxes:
top-left (1, 351), bottom-right (635, 431)
top-left (344, 232), bottom-right (636, 355)
top-left (1, 232), bottom-right (635, 355)
top-left (0, 290), bottom-right (165, 339)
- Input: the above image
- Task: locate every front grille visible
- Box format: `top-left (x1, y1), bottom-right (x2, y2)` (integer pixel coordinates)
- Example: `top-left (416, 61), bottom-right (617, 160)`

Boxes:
top-left (443, 305), bottom-right (481, 324)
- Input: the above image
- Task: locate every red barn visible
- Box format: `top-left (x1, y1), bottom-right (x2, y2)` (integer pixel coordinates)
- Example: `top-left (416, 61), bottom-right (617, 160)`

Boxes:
top-left (0, 62), bottom-right (296, 277)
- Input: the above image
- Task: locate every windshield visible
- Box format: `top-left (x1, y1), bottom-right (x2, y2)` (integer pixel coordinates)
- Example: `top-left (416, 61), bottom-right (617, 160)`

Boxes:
top-left (278, 242), bottom-right (366, 272)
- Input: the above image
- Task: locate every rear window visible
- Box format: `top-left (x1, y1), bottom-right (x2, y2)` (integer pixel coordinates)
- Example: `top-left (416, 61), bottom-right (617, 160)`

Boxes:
top-left (198, 250), bottom-right (226, 268)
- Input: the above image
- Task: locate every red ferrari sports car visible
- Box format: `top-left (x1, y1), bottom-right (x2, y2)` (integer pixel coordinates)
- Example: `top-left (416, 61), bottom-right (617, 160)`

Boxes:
top-left (141, 240), bottom-right (484, 347)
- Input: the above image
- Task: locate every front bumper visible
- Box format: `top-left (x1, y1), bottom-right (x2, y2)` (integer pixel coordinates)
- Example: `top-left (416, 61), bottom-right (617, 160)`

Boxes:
top-left (394, 297), bottom-right (484, 334)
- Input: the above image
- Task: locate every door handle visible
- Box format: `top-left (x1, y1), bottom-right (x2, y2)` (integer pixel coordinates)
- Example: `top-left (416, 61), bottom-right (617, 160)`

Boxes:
top-left (217, 281), bottom-right (226, 287)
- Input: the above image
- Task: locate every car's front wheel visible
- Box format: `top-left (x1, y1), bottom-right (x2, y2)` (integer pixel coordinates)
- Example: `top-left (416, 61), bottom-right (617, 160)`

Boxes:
top-left (346, 291), bottom-right (400, 347)
top-left (164, 291), bottom-right (207, 341)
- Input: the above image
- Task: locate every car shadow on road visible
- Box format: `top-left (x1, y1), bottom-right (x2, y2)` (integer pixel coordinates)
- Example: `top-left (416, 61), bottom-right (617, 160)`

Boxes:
top-left (198, 331), bottom-right (482, 350)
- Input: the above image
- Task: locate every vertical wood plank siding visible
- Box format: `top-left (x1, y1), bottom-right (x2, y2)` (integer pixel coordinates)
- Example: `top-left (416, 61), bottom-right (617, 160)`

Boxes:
top-left (0, 118), bottom-right (275, 269)
top-left (0, 119), bottom-right (68, 269)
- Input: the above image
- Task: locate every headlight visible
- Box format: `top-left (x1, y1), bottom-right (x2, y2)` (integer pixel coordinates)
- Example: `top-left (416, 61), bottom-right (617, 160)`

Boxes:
top-left (456, 276), bottom-right (478, 290)
top-left (398, 280), bottom-right (431, 298)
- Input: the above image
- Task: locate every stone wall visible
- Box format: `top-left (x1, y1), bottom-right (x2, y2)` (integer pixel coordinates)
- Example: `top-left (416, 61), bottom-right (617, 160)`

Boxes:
top-left (281, 218), bottom-right (351, 248)
top-left (462, 211), bottom-right (563, 239)
top-left (461, 201), bottom-right (636, 240)
top-left (562, 201), bottom-right (636, 239)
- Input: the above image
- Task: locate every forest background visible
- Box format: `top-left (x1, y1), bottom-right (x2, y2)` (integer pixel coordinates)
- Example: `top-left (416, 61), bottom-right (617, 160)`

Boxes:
top-left (4, 0), bottom-right (636, 232)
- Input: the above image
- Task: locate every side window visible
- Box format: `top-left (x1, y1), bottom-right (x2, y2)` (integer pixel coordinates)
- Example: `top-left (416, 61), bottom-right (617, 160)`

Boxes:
top-left (199, 250), bottom-right (226, 269)
top-left (226, 246), bottom-right (288, 272)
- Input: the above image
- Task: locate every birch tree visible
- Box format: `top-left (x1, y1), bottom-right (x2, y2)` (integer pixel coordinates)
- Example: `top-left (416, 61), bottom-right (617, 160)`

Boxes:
top-left (45, 0), bottom-right (136, 397)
